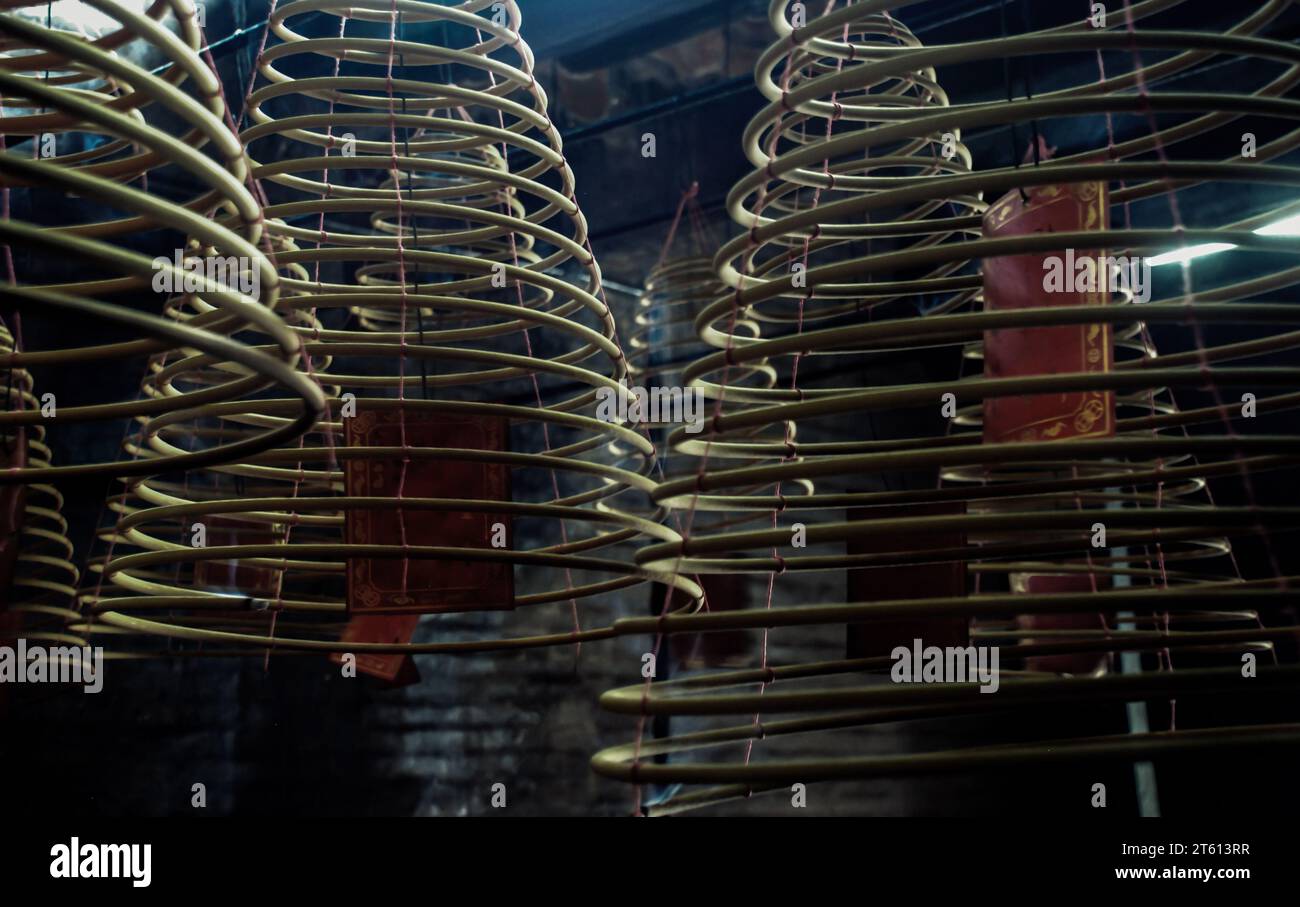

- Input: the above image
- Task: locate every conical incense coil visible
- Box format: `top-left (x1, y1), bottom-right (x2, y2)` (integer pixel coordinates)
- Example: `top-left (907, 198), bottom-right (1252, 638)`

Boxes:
top-left (710, 0), bottom-right (981, 348)
top-left (85, 0), bottom-right (698, 658)
top-left (0, 1), bottom-right (324, 482)
top-left (683, 0), bottom-right (978, 494)
top-left (650, 0), bottom-right (1300, 568)
top-left (79, 229), bottom-right (340, 654)
top-left (241, 0), bottom-right (644, 481)
top-left (597, 0), bottom-right (1300, 813)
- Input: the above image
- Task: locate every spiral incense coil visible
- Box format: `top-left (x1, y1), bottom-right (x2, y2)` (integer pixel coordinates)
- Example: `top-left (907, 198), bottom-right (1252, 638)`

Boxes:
top-left (630, 257), bottom-right (771, 476)
top-left (355, 137), bottom-right (521, 331)
top-left (77, 229), bottom-right (337, 650)
top-left (595, 0), bottom-right (1300, 813)
top-left (240, 0), bottom-right (630, 441)
top-left (690, 0), bottom-right (980, 485)
top-left (708, 0), bottom-right (981, 348)
top-left (0, 319), bottom-right (82, 646)
top-left (0, 1), bottom-right (324, 481)
top-left (83, 0), bottom-right (700, 658)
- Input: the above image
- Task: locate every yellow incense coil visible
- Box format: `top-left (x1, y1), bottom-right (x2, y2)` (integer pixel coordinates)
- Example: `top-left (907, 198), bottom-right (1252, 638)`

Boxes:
top-left (83, 0), bottom-right (699, 658)
top-left (0, 1), bottom-right (324, 483)
top-left (595, 0), bottom-right (1300, 814)
top-left (0, 319), bottom-right (82, 645)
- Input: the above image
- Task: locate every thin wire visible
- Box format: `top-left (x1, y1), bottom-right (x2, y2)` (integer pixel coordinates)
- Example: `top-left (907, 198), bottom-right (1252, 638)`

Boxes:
top-left (148, 17), bottom-right (270, 75)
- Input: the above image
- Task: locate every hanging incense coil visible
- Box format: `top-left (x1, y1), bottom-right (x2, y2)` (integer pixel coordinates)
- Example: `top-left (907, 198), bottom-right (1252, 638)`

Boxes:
top-left (709, 0), bottom-right (981, 351)
top-left (0, 1), bottom-right (324, 482)
top-left (353, 135), bottom-right (526, 332)
top-left (595, 0), bottom-right (1300, 813)
top-left (75, 228), bottom-right (332, 646)
top-left (691, 0), bottom-right (979, 493)
top-left (0, 318), bottom-right (82, 647)
top-left (84, 0), bottom-right (699, 660)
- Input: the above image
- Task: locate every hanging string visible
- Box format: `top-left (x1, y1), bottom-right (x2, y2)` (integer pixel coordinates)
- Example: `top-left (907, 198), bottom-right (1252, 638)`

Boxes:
top-left (999, 0), bottom-right (1028, 203)
top-left (470, 21), bottom-right (588, 651)
top-left (381, 0), bottom-right (413, 598)
top-left (1016, 0), bottom-right (1042, 169)
top-left (626, 0), bottom-right (822, 814)
top-left (742, 4), bottom-right (845, 779)
top-left (654, 181), bottom-right (699, 271)
top-left (258, 7), bottom-right (350, 671)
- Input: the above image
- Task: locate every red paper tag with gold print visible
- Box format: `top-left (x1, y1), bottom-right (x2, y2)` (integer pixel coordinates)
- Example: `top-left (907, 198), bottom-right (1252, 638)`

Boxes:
top-left (1013, 573), bottom-right (1110, 676)
top-left (845, 502), bottom-right (969, 658)
top-left (982, 182), bottom-right (1115, 443)
top-left (345, 408), bottom-right (513, 614)
top-left (193, 516), bottom-right (281, 596)
top-left (329, 614), bottom-right (421, 686)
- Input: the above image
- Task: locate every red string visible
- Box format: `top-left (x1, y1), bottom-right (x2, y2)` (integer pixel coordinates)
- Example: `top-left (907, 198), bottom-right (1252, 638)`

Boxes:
top-left (654, 182), bottom-right (699, 271)
top-left (1114, 0), bottom-right (1286, 723)
top-left (475, 22), bottom-right (586, 647)
top-left (627, 0), bottom-right (832, 814)
top-left (384, 1), bottom-right (413, 597)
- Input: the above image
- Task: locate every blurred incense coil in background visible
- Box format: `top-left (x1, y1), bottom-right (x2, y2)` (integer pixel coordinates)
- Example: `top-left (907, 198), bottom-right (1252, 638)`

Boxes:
top-left (626, 241), bottom-right (802, 528)
top-left (632, 242), bottom-right (793, 673)
top-left (0, 317), bottom-right (82, 648)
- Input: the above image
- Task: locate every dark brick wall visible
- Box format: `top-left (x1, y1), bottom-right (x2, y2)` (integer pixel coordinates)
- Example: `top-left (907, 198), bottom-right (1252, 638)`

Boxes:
top-left (3, 549), bottom-right (1146, 817)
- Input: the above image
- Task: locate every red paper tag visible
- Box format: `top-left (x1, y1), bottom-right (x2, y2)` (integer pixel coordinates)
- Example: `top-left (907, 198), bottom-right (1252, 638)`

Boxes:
top-left (668, 573), bottom-right (752, 669)
top-left (193, 515), bottom-right (281, 596)
top-left (345, 408), bottom-right (513, 614)
top-left (846, 502), bottom-right (969, 658)
top-left (329, 614), bottom-right (421, 686)
top-left (982, 182), bottom-right (1114, 443)
top-left (1014, 573), bottom-right (1110, 675)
